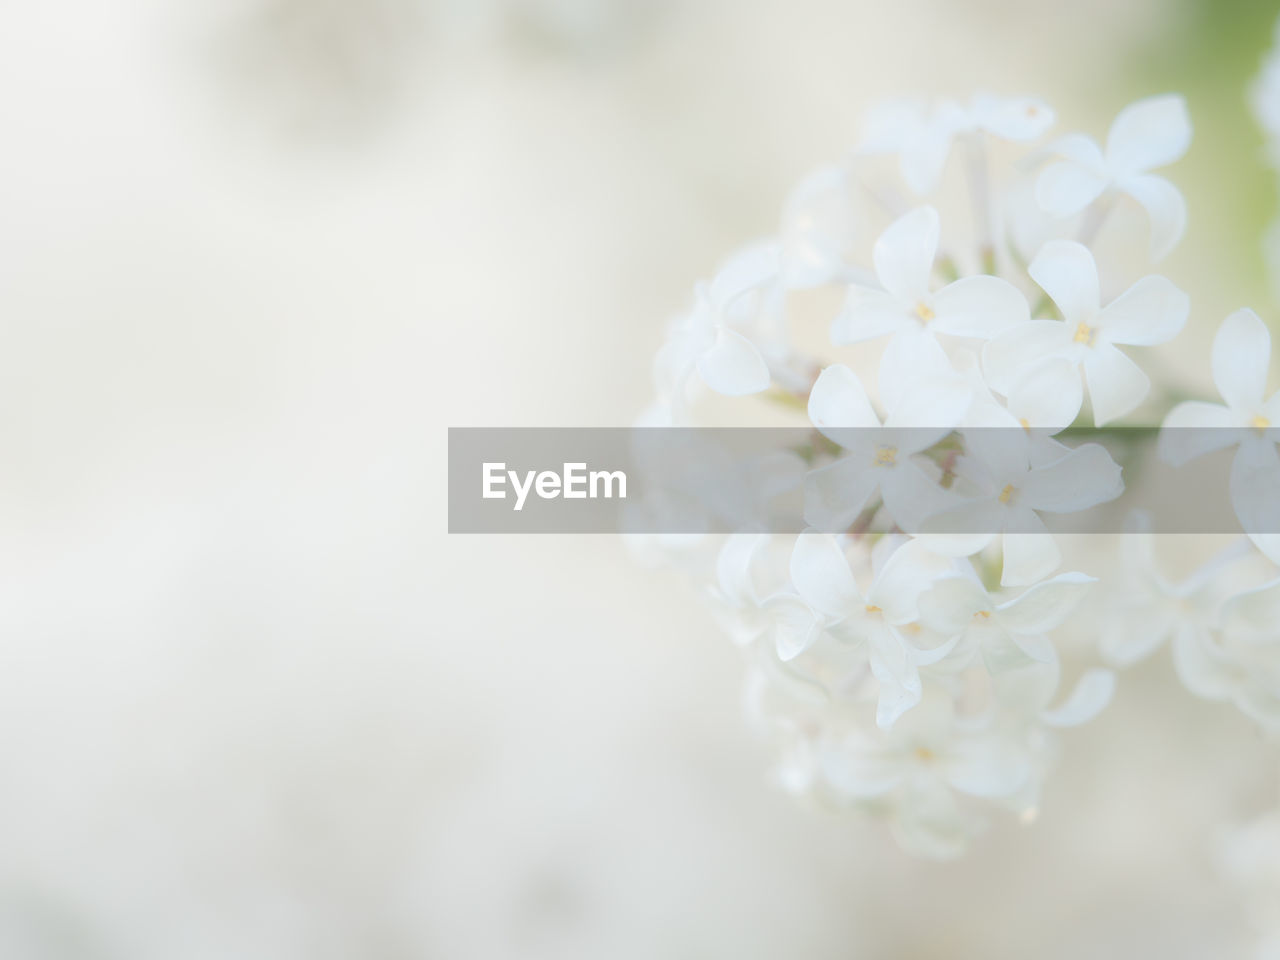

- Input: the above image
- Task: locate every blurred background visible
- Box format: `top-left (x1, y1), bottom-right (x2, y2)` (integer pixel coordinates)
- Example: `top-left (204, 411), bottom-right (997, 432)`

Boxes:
top-left (2, 0), bottom-right (1279, 956)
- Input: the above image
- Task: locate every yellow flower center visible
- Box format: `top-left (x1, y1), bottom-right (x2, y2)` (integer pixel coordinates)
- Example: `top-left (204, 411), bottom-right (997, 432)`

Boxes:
top-left (914, 746), bottom-right (935, 762)
top-left (915, 301), bottom-right (935, 322)
top-left (1072, 321), bottom-right (1098, 346)
top-left (874, 445), bottom-right (898, 467)
top-left (1252, 414), bottom-right (1271, 433)
top-left (998, 483), bottom-right (1015, 504)
top-left (974, 609), bottom-right (992, 620)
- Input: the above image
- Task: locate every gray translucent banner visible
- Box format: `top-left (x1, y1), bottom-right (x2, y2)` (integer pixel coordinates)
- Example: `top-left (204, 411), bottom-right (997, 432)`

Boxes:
top-left (447, 427), bottom-right (1280, 534)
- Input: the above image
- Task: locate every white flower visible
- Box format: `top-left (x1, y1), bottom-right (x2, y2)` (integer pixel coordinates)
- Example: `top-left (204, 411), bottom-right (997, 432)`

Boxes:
top-left (917, 571), bottom-right (1094, 673)
top-left (818, 688), bottom-right (1034, 858)
top-left (1035, 94), bottom-right (1192, 260)
top-left (1173, 576), bottom-right (1280, 732)
top-left (859, 95), bottom-right (1054, 195)
top-left (921, 431), bottom-right (1123, 586)
top-left (653, 245), bottom-right (778, 402)
top-left (983, 240), bottom-right (1189, 425)
top-left (1161, 309), bottom-right (1280, 536)
top-left (803, 363), bottom-right (968, 532)
top-left (832, 206), bottom-right (1029, 353)
top-left (763, 533), bottom-right (954, 727)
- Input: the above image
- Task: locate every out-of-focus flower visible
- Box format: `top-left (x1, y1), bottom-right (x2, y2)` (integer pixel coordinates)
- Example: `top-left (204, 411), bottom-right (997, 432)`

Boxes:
top-left (858, 94), bottom-right (1054, 195)
top-left (1035, 94), bottom-right (1192, 260)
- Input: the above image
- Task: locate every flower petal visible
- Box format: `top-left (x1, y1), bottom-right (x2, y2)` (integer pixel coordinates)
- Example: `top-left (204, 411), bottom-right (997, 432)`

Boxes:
top-left (944, 736), bottom-right (1030, 797)
top-left (874, 206), bottom-right (939, 301)
top-left (997, 571), bottom-right (1096, 633)
top-left (763, 594), bottom-right (822, 662)
top-left (789, 531), bottom-right (860, 617)
top-left (1036, 161), bottom-right (1109, 217)
top-left (1083, 341), bottom-right (1150, 425)
top-left (802, 457), bottom-right (881, 532)
top-left (696, 329), bottom-right (771, 395)
top-left (1017, 442), bottom-right (1124, 512)
top-left (1006, 357), bottom-right (1083, 430)
top-left (878, 329), bottom-right (952, 414)
top-left (982, 320), bottom-right (1075, 395)
top-left (1098, 275), bottom-right (1189, 346)
top-left (1000, 524), bottom-right (1059, 587)
top-left (1120, 174), bottom-right (1187, 261)
top-left (1212, 308), bottom-right (1272, 414)
top-left (708, 242), bottom-right (781, 310)
top-left (833, 287), bottom-right (913, 344)
top-left (1159, 401), bottom-right (1238, 465)
top-left (868, 626), bottom-right (923, 728)
top-left (930, 275), bottom-right (1030, 339)
top-left (1105, 93), bottom-right (1192, 177)
top-left (808, 364), bottom-right (881, 433)
top-left (971, 95), bottom-right (1055, 140)
top-left (1028, 240), bottom-right (1101, 323)
top-left (1041, 668), bottom-right (1116, 726)
top-left (917, 575), bottom-right (989, 635)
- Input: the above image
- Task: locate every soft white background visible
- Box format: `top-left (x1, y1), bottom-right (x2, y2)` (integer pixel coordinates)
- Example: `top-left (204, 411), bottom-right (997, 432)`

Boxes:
top-left (0, 1), bottom-right (1275, 956)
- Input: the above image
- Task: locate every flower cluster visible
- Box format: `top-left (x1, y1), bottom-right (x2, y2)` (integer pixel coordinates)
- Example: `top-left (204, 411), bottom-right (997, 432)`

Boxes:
top-left (643, 92), bottom-right (1280, 857)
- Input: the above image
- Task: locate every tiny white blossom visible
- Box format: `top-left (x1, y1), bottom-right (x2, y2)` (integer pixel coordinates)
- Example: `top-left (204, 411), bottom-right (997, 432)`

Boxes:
top-left (1035, 94), bottom-right (1192, 260)
top-left (833, 206), bottom-right (1029, 352)
top-left (983, 240), bottom-right (1188, 425)
top-left (859, 94), bottom-right (1054, 195)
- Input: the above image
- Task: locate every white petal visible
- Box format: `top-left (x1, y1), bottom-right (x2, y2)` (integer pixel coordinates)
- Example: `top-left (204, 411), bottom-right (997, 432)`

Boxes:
top-left (832, 287), bottom-right (912, 344)
top-left (1041, 668), bottom-right (1116, 726)
top-left (820, 737), bottom-right (906, 798)
top-left (715, 533), bottom-right (769, 607)
top-left (874, 206), bottom-right (939, 301)
top-left (1120, 175), bottom-right (1187, 261)
top-left (1001, 526), bottom-right (1059, 587)
top-left (1159, 401), bottom-right (1238, 465)
top-left (944, 737), bottom-right (1030, 797)
top-left (1083, 342), bottom-right (1150, 425)
top-left (808, 364), bottom-right (881, 433)
top-left (930, 276), bottom-right (1030, 339)
top-left (971, 95), bottom-right (1055, 141)
top-left (1098, 275), bottom-right (1189, 345)
top-left (867, 538), bottom-right (956, 623)
top-left (696, 329), bottom-right (771, 395)
top-left (982, 321), bottom-right (1075, 395)
top-left (1105, 94), bottom-right (1192, 177)
top-left (879, 459), bottom-right (952, 533)
top-left (1036, 161), bottom-right (1109, 217)
top-left (790, 531), bottom-right (860, 617)
top-left (878, 329), bottom-right (953, 414)
top-left (917, 576), bottom-right (989, 634)
top-left (764, 595), bottom-right (822, 661)
top-left (899, 127), bottom-right (954, 195)
top-left (1041, 133), bottom-right (1108, 172)
top-left (1007, 357), bottom-right (1083, 430)
top-left (1171, 625), bottom-right (1236, 701)
top-left (1220, 576), bottom-right (1280, 641)
top-left (868, 627), bottom-right (923, 728)
top-left (883, 374), bottom-right (971, 434)
top-left (709, 242), bottom-right (782, 310)
top-left (781, 166), bottom-right (852, 288)
top-left (997, 571), bottom-right (1096, 634)
top-left (1229, 436), bottom-right (1280, 537)
top-left (802, 457), bottom-right (881, 532)
top-left (1213, 308), bottom-right (1272, 414)
top-left (1017, 442), bottom-right (1124, 512)
top-left (1028, 240), bottom-right (1101, 323)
